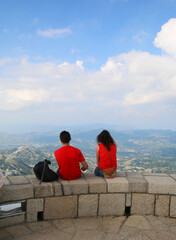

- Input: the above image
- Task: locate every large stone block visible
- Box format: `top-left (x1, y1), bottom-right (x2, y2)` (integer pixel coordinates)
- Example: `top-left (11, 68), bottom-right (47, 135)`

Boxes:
top-left (7, 176), bottom-right (29, 185)
top-left (144, 176), bottom-right (176, 194)
top-left (28, 176), bottom-right (54, 198)
top-left (155, 195), bottom-right (169, 217)
top-left (26, 198), bottom-right (44, 222)
top-left (83, 173), bottom-right (106, 193)
top-left (0, 184), bottom-right (33, 203)
top-left (126, 193), bottom-right (132, 207)
top-left (170, 174), bottom-right (176, 181)
top-left (69, 177), bottom-right (88, 194)
top-left (143, 173), bottom-right (168, 177)
top-left (126, 172), bottom-right (144, 178)
top-left (98, 194), bottom-right (125, 216)
top-left (106, 177), bottom-right (129, 193)
top-left (170, 196), bottom-right (176, 217)
top-left (53, 181), bottom-right (63, 196)
top-left (58, 179), bottom-right (71, 195)
top-left (0, 214), bottom-right (25, 228)
top-left (44, 196), bottom-right (77, 219)
top-left (127, 177), bottom-right (147, 193)
top-left (131, 193), bottom-right (155, 215)
top-left (78, 194), bottom-right (98, 217)
top-left (116, 171), bottom-right (127, 177)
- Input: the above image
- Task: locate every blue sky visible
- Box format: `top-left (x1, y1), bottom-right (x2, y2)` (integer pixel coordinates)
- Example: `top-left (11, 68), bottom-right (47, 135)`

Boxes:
top-left (0, 0), bottom-right (176, 130)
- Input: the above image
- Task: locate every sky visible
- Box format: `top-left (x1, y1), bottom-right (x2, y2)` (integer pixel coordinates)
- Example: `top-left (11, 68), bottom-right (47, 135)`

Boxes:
top-left (0, 0), bottom-right (176, 130)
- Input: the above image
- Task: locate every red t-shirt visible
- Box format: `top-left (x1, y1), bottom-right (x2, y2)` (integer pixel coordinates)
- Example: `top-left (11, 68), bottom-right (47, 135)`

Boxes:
top-left (98, 143), bottom-right (117, 170)
top-left (54, 145), bottom-right (85, 180)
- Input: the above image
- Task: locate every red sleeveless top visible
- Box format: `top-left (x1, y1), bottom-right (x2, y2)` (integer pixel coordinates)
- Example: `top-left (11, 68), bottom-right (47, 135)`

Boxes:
top-left (98, 143), bottom-right (117, 170)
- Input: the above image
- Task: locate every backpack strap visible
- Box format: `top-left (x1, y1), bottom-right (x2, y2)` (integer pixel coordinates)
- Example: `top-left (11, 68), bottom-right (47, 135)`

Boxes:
top-left (106, 149), bottom-right (115, 171)
top-left (40, 160), bottom-right (47, 184)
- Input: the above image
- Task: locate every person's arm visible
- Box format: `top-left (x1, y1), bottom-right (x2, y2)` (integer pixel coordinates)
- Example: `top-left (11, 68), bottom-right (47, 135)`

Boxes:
top-left (81, 161), bottom-right (88, 171)
top-left (79, 150), bottom-right (88, 171)
top-left (96, 145), bottom-right (100, 165)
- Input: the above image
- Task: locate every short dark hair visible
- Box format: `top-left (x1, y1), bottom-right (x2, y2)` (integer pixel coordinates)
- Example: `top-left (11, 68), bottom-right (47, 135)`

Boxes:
top-left (97, 130), bottom-right (116, 150)
top-left (60, 131), bottom-right (71, 143)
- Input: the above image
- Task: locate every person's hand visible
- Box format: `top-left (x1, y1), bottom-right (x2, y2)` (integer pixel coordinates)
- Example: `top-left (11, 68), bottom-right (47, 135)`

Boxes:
top-left (81, 166), bottom-right (86, 171)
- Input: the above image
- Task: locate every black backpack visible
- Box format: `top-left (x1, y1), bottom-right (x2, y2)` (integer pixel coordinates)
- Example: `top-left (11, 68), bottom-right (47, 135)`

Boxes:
top-left (33, 159), bottom-right (58, 183)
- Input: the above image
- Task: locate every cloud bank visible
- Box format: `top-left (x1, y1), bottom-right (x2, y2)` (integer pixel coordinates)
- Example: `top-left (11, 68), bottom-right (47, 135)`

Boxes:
top-left (0, 18), bottom-right (176, 119)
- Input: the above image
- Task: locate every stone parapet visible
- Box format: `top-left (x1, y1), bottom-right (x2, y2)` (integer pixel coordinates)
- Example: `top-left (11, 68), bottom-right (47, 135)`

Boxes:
top-left (1, 172), bottom-right (176, 228)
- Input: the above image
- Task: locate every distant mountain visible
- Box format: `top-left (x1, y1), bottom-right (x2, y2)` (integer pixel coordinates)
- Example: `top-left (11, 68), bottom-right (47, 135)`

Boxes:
top-left (0, 145), bottom-right (54, 176)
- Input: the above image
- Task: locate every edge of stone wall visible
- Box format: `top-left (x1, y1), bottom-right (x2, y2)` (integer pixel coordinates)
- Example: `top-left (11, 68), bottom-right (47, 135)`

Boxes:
top-left (1, 172), bottom-right (176, 228)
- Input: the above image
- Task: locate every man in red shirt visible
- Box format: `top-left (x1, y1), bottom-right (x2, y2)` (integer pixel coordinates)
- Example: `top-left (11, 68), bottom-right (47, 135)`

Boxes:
top-left (54, 131), bottom-right (88, 180)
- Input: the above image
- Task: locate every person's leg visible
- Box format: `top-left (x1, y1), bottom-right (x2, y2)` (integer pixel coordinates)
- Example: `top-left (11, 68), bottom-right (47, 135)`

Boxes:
top-left (94, 166), bottom-right (104, 177)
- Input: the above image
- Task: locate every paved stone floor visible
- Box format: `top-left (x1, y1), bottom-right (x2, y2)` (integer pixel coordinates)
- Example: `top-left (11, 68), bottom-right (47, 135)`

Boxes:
top-left (1, 215), bottom-right (176, 240)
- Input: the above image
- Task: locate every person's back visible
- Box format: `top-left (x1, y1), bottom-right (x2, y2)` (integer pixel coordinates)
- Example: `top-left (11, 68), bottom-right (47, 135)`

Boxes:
top-left (54, 131), bottom-right (88, 180)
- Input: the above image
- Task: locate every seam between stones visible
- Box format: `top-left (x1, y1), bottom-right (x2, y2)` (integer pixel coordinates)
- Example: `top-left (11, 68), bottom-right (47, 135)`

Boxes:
top-left (59, 182), bottom-right (65, 195)
top-left (154, 194), bottom-right (156, 216)
top-left (77, 195), bottom-right (79, 217)
top-left (169, 195), bottom-right (171, 217)
top-left (97, 194), bottom-right (100, 216)
top-left (84, 176), bottom-right (90, 194)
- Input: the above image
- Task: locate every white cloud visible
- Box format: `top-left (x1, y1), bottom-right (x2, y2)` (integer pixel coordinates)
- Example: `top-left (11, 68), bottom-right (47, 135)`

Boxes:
top-left (1, 18), bottom-right (176, 115)
top-left (154, 18), bottom-right (176, 56)
top-left (0, 57), bottom-right (15, 66)
top-left (133, 30), bottom-right (148, 42)
top-left (37, 27), bottom-right (72, 38)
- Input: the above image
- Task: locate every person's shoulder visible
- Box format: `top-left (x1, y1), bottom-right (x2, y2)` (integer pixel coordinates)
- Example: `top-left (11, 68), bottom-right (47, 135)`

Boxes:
top-left (54, 147), bottom-right (62, 154)
top-left (70, 146), bottom-right (82, 152)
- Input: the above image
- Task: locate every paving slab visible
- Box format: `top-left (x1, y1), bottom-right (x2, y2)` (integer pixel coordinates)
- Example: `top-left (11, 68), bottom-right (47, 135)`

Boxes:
top-left (1, 215), bottom-right (176, 240)
top-left (119, 225), bottom-right (140, 239)
top-left (143, 229), bottom-right (176, 240)
top-left (72, 230), bottom-right (104, 240)
top-left (146, 215), bottom-right (169, 230)
top-left (127, 231), bottom-right (152, 240)
top-left (102, 216), bottom-right (126, 233)
top-left (123, 215), bottom-right (152, 229)
top-left (103, 233), bottom-right (123, 240)
top-left (144, 176), bottom-right (176, 194)
top-left (5, 225), bottom-right (32, 237)
top-left (74, 217), bottom-right (102, 231)
top-left (28, 221), bottom-right (53, 232)
top-left (0, 229), bottom-right (13, 240)
top-left (52, 218), bottom-right (75, 233)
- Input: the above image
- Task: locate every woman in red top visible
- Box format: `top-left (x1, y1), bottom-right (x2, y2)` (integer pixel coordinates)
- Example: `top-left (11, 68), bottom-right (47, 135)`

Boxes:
top-left (94, 130), bottom-right (117, 178)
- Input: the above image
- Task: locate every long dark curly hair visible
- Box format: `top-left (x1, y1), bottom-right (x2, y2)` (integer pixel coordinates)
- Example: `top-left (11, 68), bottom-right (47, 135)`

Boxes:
top-left (97, 130), bottom-right (116, 151)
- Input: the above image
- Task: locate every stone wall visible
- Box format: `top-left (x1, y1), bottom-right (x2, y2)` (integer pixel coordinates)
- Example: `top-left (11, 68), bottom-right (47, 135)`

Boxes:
top-left (1, 172), bottom-right (176, 228)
